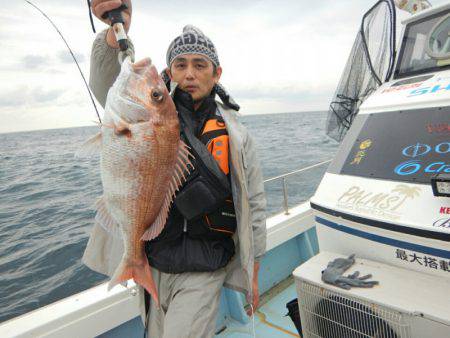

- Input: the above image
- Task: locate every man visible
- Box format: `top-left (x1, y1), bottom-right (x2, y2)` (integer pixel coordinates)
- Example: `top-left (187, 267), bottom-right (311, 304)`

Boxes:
top-left (83, 1), bottom-right (267, 337)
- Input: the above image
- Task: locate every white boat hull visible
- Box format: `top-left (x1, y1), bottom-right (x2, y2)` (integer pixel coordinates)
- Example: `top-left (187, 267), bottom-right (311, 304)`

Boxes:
top-left (314, 211), bottom-right (450, 279)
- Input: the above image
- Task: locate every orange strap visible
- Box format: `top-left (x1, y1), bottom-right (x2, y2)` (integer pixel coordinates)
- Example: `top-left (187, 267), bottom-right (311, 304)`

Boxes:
top-left (202, 118), bottom-right (229, 175)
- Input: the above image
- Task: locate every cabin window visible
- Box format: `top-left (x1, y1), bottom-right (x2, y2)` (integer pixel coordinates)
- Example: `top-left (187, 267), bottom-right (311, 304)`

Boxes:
top-left (395, 9), bottom-right (450, 78)
top-left (427, 14), bottom-right (450, 59)
top-left (337, 108), bottom-right (450, 184)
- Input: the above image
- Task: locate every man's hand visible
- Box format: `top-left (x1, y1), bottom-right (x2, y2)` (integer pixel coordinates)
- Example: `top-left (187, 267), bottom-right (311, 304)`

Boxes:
top-left (91, 0), bottom-right (132, 49)
top-left (246, 261), bottom-right (260, 316)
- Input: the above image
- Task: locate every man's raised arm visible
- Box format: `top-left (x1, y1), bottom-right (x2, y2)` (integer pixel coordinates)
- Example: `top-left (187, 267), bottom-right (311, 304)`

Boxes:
top-left (89, 0), bottom-right (134, 107)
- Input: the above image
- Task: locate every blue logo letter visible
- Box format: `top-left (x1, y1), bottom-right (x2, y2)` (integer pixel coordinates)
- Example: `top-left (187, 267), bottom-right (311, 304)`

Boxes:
top-left (402, 143), bottom-right (431, 158)
top-left (435, 142), bottom-right (450, 154)
top-left (395, 161), bottom-right (422, 176)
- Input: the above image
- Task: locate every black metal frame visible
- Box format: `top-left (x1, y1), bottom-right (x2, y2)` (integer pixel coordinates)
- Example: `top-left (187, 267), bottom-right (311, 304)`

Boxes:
top-left (327, 0), bottom-right (397, 142)
top-left (360, 0), bottom-right (397, 84)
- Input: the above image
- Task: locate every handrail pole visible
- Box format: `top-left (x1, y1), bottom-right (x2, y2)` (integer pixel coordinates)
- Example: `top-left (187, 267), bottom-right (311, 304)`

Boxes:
top-left (263, 159), bottom-right (332, 214)
top-left (282, 177), bottom-right (289, 215)
top-left (264, 159), bottom-right (332, 183)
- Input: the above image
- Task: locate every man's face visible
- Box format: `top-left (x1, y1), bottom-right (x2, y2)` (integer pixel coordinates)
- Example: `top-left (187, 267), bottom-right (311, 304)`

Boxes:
top-left (169, 54), bottom-right (222, 102)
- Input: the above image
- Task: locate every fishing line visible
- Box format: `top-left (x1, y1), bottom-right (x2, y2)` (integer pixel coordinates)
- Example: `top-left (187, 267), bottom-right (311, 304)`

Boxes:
top-left (25, 0), bottom-right (102, 125)
top-left (86, 0), bottom-right (96, 33)
top-left (250, 304), bottom-right (256, 338)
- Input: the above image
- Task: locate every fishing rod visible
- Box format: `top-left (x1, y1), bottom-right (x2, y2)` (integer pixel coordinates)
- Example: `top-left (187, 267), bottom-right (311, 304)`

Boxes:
top-left (25, 0), bottom-right (102, 124)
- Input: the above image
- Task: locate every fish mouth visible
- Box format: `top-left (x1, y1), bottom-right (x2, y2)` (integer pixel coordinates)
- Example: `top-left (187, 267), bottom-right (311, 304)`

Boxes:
top-left (147, 65), bottom-right (160, 81)
top-left (132, 58), bottom-right (152, 74)
top-left (130, 58), bottom-right (162, 87)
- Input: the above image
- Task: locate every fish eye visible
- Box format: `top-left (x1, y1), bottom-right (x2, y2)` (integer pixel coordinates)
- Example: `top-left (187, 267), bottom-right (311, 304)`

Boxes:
top-left (151, 90), bottom-right (164, 102)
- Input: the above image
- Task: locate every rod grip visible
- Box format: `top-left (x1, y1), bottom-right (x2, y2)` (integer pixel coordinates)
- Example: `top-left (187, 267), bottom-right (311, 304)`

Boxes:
top-left (101, 4), bottom-right (128, 24)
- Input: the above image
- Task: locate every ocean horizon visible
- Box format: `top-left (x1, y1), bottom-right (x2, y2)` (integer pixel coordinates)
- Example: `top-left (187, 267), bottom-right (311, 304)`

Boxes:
top-left (0, 110), bottom-right (328, 135)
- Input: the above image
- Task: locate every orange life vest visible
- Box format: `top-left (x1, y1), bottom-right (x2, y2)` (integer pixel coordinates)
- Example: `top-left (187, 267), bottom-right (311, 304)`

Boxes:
top-left (200, 115), bottom-right (230, 175)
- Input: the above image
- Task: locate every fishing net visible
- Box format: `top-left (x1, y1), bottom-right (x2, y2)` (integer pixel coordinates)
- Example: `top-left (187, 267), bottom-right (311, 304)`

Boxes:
top-left (326, 0), bottom-right (397, 142)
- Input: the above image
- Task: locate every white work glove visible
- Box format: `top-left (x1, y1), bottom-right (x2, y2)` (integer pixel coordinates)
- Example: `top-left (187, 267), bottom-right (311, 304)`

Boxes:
top-left (395, 0), bottom-right (431, 14)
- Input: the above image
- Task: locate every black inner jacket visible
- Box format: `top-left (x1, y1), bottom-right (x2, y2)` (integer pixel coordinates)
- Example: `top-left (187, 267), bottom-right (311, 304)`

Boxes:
top-left (145, 88), bottom-right (235, 274)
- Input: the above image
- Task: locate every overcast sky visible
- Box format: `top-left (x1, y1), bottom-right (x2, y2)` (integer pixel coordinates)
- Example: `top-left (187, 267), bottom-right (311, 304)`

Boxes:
top-left (0, 0), bottom-right (446, 133)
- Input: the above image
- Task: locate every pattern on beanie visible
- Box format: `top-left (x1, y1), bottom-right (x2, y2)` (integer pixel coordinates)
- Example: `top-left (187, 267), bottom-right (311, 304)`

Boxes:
top-left (166, 25), bottom-right (220, 67)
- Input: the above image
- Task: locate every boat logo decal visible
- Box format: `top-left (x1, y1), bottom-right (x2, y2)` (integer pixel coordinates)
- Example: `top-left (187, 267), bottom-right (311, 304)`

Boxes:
top-left (382, 82), bottom-right (422, 93)
top-left (394, 142), bottom-right (450, 176)
top-left (337, 184), bottom-right (421, 220)
top-left (433, 218), bottom-right (450, 229)
top-left (395, 248), bottom-right (450, 272)
top-left (350, 139), bottom-right (372, 165)
top-left (427, 122), bottom-right (450, 135)
top-left (439, 207), bottom-right (450, 214)
top-left (408, 83), bottom-right (450, 97)
top-left (394, 160), bottom-right (450, 176)
top-left (402, 142), bottom-right (432, 158)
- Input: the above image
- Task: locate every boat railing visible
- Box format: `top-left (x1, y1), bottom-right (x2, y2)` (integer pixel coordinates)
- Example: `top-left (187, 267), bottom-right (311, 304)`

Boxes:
top-left (263, 159), bottom-right (332, 215)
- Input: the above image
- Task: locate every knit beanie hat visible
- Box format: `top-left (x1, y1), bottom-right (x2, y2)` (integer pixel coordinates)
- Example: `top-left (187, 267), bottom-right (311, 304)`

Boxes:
top-left (166, 25), bottom-right (220, 67)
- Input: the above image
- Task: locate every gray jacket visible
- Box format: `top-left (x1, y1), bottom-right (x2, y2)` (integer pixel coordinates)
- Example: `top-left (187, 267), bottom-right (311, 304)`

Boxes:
top-left (82, 30), bottom-right (267, 316)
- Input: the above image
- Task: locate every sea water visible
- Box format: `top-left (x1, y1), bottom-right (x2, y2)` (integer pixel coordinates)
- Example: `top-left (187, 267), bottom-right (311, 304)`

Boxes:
top-left (0, 111), bottom-right (338, 323)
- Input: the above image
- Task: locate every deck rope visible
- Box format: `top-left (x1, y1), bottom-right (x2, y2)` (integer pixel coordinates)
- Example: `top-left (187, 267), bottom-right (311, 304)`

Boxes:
top-left (255, 311), bottom-right (300, 337)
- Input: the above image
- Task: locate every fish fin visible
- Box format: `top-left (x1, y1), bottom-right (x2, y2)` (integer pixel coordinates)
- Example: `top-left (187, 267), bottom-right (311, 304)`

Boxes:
top-left (108, 256), bottom-right (159, 307)
top-left (75, 132), bottom-right (102, 158)
top-left (141, 141), bottom-right (194, 241)
top-left (95, 197), bottom-right (122, 238)
top-left (106, 110), bottom-right (132, 136)
top-left (113, 120), bottom-right (131, 136)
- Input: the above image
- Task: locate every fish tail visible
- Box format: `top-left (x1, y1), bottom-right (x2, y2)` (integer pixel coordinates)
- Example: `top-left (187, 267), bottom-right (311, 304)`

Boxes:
top-left (108, 256), bottom-right (160, 307)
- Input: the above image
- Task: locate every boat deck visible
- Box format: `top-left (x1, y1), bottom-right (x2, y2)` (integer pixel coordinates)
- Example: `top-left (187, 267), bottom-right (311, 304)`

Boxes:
top-left (216, 278), bottom-right (300, 338)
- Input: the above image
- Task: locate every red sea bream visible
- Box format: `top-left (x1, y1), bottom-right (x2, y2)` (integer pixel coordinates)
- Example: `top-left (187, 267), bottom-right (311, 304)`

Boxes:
top-left (79, 57), bottom-right (192, 305)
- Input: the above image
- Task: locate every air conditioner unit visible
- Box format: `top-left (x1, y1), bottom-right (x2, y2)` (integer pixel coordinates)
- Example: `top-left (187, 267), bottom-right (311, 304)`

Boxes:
top-left (293, 252), bottom-right (450, 338)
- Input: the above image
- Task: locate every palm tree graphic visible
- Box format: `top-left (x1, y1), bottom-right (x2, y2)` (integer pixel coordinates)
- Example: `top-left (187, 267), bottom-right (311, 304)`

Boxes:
top-left (391, 185), bottom-right (421, 211)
